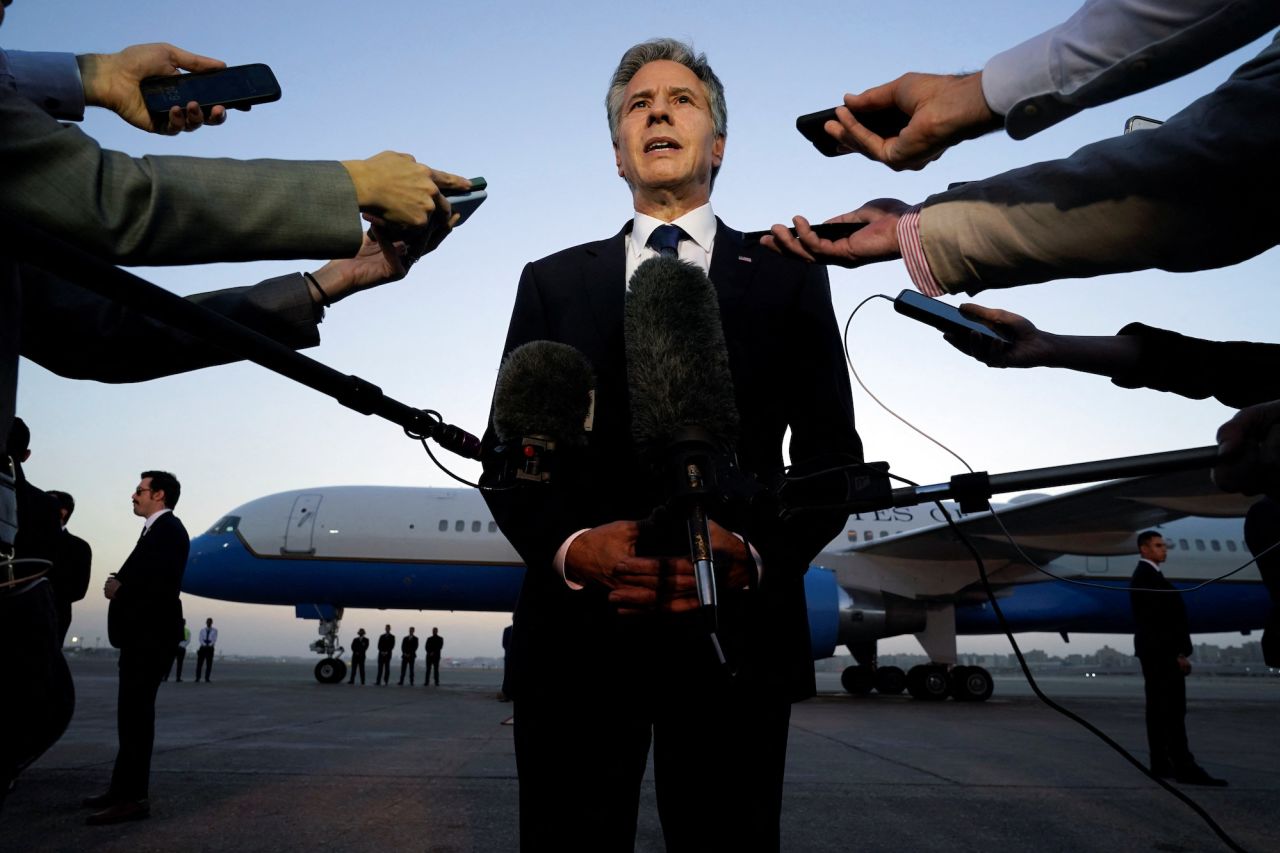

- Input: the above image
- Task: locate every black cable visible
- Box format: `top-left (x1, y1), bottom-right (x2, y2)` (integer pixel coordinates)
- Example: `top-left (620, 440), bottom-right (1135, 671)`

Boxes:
top-left (839, 296), bottom-right (1249, 851)
top-left (938, 501), bottom-right (1248, 853)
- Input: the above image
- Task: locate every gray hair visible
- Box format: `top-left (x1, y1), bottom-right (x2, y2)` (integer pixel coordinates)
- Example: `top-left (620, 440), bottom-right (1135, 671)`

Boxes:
top-left (606, 39), bottom-right (727, 184)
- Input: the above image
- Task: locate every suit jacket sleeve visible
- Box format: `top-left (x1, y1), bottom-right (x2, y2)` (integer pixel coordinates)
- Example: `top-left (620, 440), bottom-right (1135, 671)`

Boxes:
top-left (918, 33), bottom-right (1280, 295)
top-left (113, 514), bottom-right (190, 647)
top-left (759, 262), bottom-right (862, 569)
top-left (17, 267), bottom-right (323, 382)
top-left (0, 82), bottom-right (362, 266)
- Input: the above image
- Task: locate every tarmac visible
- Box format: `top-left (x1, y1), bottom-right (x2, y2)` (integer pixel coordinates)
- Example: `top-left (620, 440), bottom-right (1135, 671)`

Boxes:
top-left (2, 656), bottom-right (1277, 852)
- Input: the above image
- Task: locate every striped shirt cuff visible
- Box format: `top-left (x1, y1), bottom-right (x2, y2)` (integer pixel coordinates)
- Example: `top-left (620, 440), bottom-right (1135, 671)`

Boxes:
top-left (897, 205), bottom-right (945, 297)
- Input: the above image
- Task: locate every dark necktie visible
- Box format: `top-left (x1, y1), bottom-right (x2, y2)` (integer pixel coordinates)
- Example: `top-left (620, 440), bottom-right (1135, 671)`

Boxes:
top-left (647, 224), bottom-right (684, 258)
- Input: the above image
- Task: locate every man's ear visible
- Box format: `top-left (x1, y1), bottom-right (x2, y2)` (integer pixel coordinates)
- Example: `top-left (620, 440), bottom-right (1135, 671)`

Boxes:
top-left (712, 134), bottom-right (725, 169)
top-left (614, 142), bottom-right (625, 179)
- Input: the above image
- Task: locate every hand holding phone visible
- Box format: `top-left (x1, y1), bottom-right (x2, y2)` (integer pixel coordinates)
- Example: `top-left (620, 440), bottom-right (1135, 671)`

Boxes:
top-left (796, 106), bottom-right (911, 157)
top-left (140, 63), bottom-right (281, 128)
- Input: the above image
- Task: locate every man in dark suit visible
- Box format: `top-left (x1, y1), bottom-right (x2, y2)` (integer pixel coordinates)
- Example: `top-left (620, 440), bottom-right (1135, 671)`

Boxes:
top-left (1130, 530), bottom-right (1226, 787)
top-left (399, 626), bottom-right (419, 685)
top-left (480, 38), bottom-right (860, 851)
top-left (47, 490), bottom-right (92, 646)
top-left (84, 471), bottom-right (190, 824)
top-left (348, 628), bottom-right (369, 685)
top-left (424, 627), bottom-right (444, 686)
top-left (375, 625), bottom-right (395, 686)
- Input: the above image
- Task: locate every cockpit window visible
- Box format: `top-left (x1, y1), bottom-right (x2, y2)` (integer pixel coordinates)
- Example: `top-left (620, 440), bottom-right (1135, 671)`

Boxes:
top-left (205, 515), bottom-right (240, 535)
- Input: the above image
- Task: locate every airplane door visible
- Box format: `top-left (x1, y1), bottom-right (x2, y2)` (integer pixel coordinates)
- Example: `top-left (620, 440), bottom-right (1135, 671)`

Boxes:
top-left (283, 494), bottom-right (323, 555)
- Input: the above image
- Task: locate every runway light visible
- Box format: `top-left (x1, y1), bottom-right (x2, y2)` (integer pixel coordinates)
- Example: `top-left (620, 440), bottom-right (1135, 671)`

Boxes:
top-left (328, 529), bottom-right (340, 534)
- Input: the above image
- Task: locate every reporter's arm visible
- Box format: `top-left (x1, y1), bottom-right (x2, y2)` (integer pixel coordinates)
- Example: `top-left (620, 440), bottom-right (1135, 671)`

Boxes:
top-left (985, 0), bottom-right (1280, 139)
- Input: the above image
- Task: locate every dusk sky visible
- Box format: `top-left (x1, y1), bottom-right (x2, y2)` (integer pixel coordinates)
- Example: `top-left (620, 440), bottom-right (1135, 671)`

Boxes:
top-left (8, 1), bottom-right (1276, 661)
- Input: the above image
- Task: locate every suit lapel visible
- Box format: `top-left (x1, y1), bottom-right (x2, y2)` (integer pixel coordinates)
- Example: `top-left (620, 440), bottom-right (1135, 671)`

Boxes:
top-left (709, 219), bottom-right (754, 396)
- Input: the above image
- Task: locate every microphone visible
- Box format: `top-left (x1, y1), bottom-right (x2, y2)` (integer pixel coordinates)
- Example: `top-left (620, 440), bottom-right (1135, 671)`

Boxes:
top-left (625, 256), bottom-right (740, 650)
top-left (491, 340), bottom-right (595, 483)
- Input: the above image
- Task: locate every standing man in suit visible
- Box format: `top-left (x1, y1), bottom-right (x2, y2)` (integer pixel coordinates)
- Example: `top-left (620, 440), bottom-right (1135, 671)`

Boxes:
top-left (480, 38), bottom-right (860, 850)
top-left (399, 626), bottom-right (419, 685)
top-left (348, 628), bottom-right (369, 685)
top-left (84, 471), bottom-right (189, 824)
top-left (1130, 530), bottom-right (1227, 787)
top-left (375, 625), bottom-right (395, 686)
top-left (194, 618), bottom-right (217, 683)
top-left (424, 627), bottom-right (443, 686)
top-left (47, 490), bottom-right (91, 646)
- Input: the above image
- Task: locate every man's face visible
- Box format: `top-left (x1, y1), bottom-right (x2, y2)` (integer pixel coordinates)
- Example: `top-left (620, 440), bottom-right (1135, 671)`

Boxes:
top-left (613, 60), bottom-right (724, 210)
top-left (132, 477), bottom-right (165, 518)
top-left (1139, 536), bottom-right (1167, 564)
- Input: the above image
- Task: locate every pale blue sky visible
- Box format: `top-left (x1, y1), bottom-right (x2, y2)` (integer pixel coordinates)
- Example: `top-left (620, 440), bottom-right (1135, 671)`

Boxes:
top-left (7, 1), bottom-right (1277, 659)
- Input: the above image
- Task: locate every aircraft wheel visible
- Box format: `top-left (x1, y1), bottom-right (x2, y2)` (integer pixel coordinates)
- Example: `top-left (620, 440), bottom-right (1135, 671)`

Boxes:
top-left (315, 658), bottom-right (346, 684)
top-left (951, 665), bottom-right (993, 702)
top-left (841, 665), bottom-right (875, 695)
top-left (907, 665), bottom-right (949, 701)
top-left (874, 665), bottom-right (906, 695)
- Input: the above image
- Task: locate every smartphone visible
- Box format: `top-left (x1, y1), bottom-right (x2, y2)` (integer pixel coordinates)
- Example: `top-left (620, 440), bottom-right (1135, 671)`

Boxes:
top-left (796, 106), bottom-right (912, 157)
top-left (742, 221), bottom-right (867, 245)
top-left (140, 63), bottom-right (281, 124)
top-left (893, 289), bottom-right (1007, 342)
top-left (446, 178), bottom-right (488, 226)
top-left (1124, 115), bottom-right (1163, 134)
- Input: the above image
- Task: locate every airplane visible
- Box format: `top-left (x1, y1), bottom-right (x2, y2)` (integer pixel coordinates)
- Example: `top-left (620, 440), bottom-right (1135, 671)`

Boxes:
top-left (182, 467), bottom-right (1271, 701)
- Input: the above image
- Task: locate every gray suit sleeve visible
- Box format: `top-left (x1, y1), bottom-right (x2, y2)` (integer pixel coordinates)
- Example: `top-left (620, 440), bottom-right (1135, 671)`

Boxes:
top-left (919, 33), bottom-right (1280, 295)
top-left (0, 83), bottom-right (362, 265)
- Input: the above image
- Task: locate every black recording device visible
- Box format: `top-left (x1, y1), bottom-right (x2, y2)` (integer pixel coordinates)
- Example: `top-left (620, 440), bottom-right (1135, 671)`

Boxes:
top-left (796, 106), bottom-right (912, 157)
top-left (490, 340), bottom-right (594, 484)
top-left (894, 289), bottom-right (1008, 343)
top-left (742, 222), bottom-right (867, 245)
top-left (140, 63), bottom-right (281, 126)
top-left (445, 178), bottom-right (488, 227)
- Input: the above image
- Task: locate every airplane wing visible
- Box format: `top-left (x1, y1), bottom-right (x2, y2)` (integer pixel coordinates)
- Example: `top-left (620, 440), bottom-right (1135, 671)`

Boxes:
top-left (816, 468), bottom-right (1258, 599)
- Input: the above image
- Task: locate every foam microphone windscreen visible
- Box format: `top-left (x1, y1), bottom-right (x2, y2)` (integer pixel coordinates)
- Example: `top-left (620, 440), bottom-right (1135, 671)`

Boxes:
top-left (624, 256), bottom-right (740, 452)
top-left (492, 340), bottom-right (594, 448)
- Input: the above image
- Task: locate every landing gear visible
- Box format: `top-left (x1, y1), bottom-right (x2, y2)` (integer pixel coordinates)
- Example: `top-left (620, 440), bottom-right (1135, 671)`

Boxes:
top-left (841, 665), bottom-right (875, 694)
top-left (874, 665), bottom-right (906, 695)
top-left (315, 658), bottom-right (347, 684)
top-left (949, 665), bottom-right (994, 702)
top-left (308, 611), bottom-right (346, 684)
top-left (906, 665), bottom-right (950, 701)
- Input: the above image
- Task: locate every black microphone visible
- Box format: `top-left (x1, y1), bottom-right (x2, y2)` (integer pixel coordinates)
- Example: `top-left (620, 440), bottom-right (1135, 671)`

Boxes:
top-left (491, 340), bottom-right (595, 483)
top-left (625, 256), bottom-right (740, 651)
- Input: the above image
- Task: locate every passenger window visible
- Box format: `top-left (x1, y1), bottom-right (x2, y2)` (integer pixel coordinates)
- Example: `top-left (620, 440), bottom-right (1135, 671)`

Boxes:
top-left (1195, 539), bottom-right (1206, 551)
top-left (864, 531), bottom-right (873, 541)
top-left (455, 520), bottom-right (465, 532)
top-left (1226, 540), bottom-right (1238, 552)
top-left (1167, 541), bottom-right (1176, 550)
top-left (472, 521), bottom-right (481, 533)
top-left (879, 531), bottom-right (888, 538)
top-left (1211, 540), bottom-right (1221, 551)
top-left (438, 520), bottom-right (448, 532)
top-left (1180, 539), bottom-right (1190, 550)
top-left (488, 521), bottom-right (498, 533)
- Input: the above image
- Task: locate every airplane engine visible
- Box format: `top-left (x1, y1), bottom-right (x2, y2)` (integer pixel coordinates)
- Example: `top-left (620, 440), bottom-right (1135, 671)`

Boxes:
top-left (805, 568), bottom-right (927, 659)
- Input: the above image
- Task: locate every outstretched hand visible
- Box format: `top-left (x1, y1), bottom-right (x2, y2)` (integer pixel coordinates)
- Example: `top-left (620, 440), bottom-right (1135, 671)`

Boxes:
top-left (762, 199), bottom-right (908, 267)
top-left (827, 72), bottom-right (1002, 171)
top-left (78, 43), bottom-right (235, 134)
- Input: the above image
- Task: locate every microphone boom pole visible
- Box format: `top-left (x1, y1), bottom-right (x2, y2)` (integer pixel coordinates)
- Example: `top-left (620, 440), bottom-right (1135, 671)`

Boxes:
top-left (2, 218), bottom-right (480, 459)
